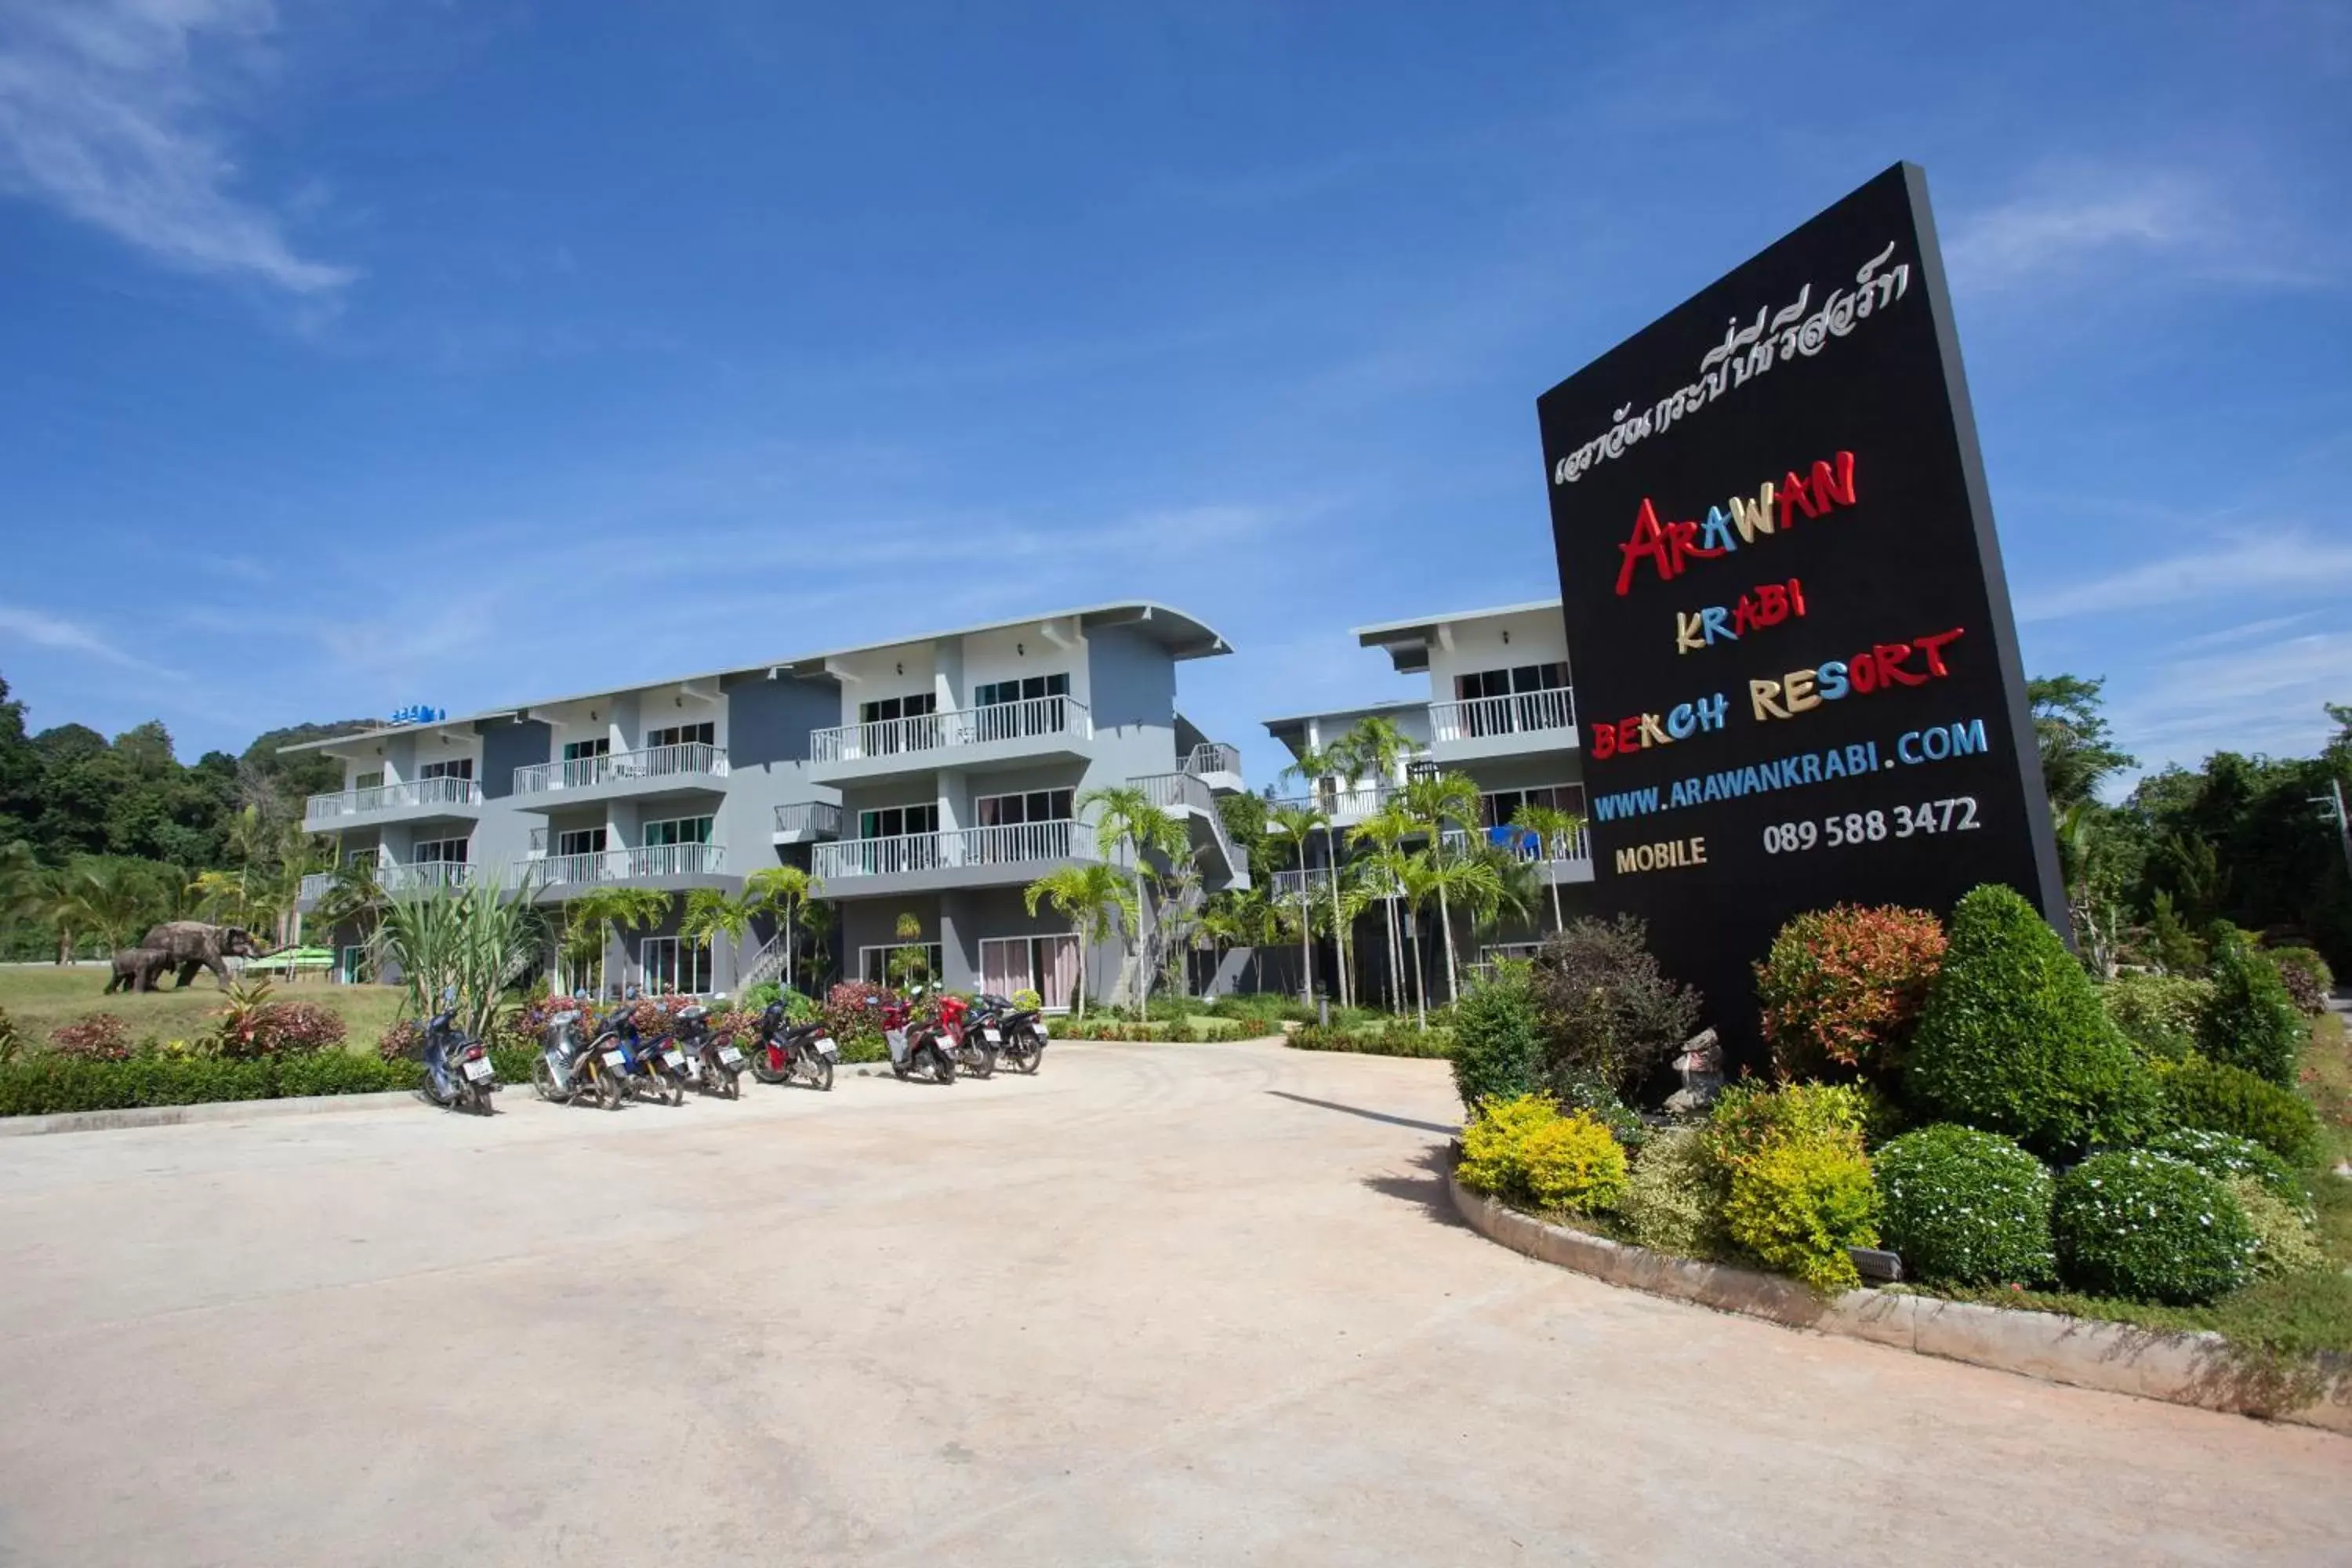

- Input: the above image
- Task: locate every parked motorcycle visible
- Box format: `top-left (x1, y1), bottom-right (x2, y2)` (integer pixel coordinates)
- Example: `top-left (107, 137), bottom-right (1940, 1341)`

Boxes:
top-left (419, 985), bottom-right (497, 1114)
top-left (531, 992), bottom-right (628, 1109)
top-left (972, 992), bottom-right (1047, 1075)
top-left (746, 1000), bottom-right (838, 1091)
top-left (935, 992), bottom-right (995, 1079)
top-left (877, 989), bottom-right (955, 1084)
top-left (677, 996), bottom-right (746, 1098)
top-left (593, 986), bottom-right (687, 1108)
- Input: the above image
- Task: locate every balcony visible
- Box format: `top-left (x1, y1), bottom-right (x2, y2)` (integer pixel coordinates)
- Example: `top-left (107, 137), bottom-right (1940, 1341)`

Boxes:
top-left (509, 742), bottom-right (729, 808)
top-left (807, 696), bottom-right (1092, 785)
top-left (1427, 688), bottom-right (1578, 762)
top-left (771, 800), bottom-right (844, 844)
top-left (1181, 741), bottom-right (1244, 793)
top-left (1136, 769), bottom-right (1248, 887)
top-left (532, 841), bottom-right (729, 891)
top-left (1443, 823), bottom-right (1595, 885)
top-left (303, 775), bottom-right (481, 829)
top-left (812, 819), bottom-right (1102, 895)
top-left (295, 859), bottom-right (479, 910)
top-left (1272, 782), bottom-right (1399, 829)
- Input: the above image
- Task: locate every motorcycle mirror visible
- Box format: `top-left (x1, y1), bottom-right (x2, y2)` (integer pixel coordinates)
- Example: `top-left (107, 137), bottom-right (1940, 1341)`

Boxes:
top-left (441, 984), bottom-right (458, 1006)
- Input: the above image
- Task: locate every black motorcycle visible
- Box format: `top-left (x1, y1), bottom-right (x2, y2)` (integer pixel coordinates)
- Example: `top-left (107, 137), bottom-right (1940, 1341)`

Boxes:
top-left (677, 999), bottom-right (746, 1098)
top-left (971, 992), bottom-right (1047, 1075)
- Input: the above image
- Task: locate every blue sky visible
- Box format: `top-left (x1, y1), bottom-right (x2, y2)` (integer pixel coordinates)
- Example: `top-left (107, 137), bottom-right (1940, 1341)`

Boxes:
top-left (0, 2), bottom-right (2346, 795)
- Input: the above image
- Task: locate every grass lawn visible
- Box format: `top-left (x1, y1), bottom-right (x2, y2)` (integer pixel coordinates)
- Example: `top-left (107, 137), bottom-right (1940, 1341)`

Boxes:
top-left (0, 965), bottom-right (406, 1054)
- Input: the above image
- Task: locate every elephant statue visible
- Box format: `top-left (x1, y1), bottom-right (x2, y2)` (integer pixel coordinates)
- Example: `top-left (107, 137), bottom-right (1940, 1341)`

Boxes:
top-left (137, 922), bottom-right (267, 989)
top-left (103, 946), bottom-right (174, 994)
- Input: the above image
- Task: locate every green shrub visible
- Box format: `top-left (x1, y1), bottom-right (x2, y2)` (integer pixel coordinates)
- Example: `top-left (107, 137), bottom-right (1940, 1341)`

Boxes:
top-left (1873, 1124), bottom-right (2054, 1287)
top-left (1287, 1024), bottom-right (1450, 1057)
top-left (0, 1006), bottom-right (20, 1065)
top-left (740, 982), bottom-right (783, 1013)
top-left (1704, 1083), bottom-right (1879, 1292)
top-left (1755, 904), bottom-right (1945, 1084)
top-left (1450, 964), bottom-right (1543, 1112)
top-left (2139, 1127), bottom-right (2306, 1212)
top-left (1518, 1111), bottom-right (1630, 1214)
top-left (1529, 915), bottom-right (1701, 1097)
top-left (216, 1000), bottom-right (346, 1059)
top-left (2159, 1055), bottom-right (2320, 1164)
top-left (1904, 884), bottom-right (2158, 1158)
top-left (2227, 1176), bottom-right (2328, 1281)
top-left (1458, 1094), bottom-right (1559, 1200)
top-left (2267, 947), bottom-right (2333, 1016)
top-left (1546, 1067), bottom-right (1647, 1152)
top-left (2197, 933), bottom-right (2306, 1087)
top-left (2102, 973), bottom-right (2213, 1063)
top-left (1620, 1127), bottom-right (1730, 1258)
top-left (0, 1052), bottom-right (420, 1117)
top-left (2053, 1151), bottom-right (2258, 1305)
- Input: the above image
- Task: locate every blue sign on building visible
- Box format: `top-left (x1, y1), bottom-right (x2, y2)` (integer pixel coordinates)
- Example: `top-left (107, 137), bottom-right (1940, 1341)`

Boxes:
top-left (389, 705), bottom-right (447, 726)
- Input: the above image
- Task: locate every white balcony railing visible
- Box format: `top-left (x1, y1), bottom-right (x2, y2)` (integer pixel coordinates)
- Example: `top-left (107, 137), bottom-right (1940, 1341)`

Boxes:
top-left (772, 800), bottom-right (844, 837)
top-left (1183, 741), bottom-right (1242, 776)
top-left (813, 819), bottom-right (1088, 880)
top-left (1428, 687), bottom-right (1577, 746)
top-left (1441, 824), bottom-right (1592, 864)
top-left (537, 842), bottom-right (727, 886)
top-left (1272, 782), bottom-right (1399, 826)
top-left (510, 742), bottom-right (728, 796)
top-left (809, 695), bottom-right (1091, 766)
top-left (1136, 771), bottom-right (1244, 873)
top-left (384, 862), bottom-right (476, 894)
top-left (298, 871), bottom-right (332, 902)
top-left (303, 775), bottom-right (481, 825)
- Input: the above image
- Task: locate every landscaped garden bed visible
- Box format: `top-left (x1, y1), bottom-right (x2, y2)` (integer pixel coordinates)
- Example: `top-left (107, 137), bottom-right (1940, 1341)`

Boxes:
top-left (1443, 891), bottom-right (2352, 1427)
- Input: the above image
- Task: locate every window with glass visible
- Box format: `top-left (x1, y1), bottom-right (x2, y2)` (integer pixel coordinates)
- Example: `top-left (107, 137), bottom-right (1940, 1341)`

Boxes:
top-left (561, 738), bottom-right (612, 762)
top-left (859, 942), bottom-right (944, 988)
top-left (972, 673), bottom-right (1070, 741)
top-left (978, 934), bottom-right (1081, 1011)
top-left (1476, 785), bottom-right (1586, 856)
top-left (858, 804), bottom-right (939, 840)
top-left (640, 935), bottom-right (712, 996)
top-left (413, 837), bottom-right (470, 863)
top-left (973, 673), bottom-right (1069, 707)
top-left (557, 826), bottom-right (608, 858)
top-left (418, 758), bottom-right (474, 782)
top-left (644, 721), bottom-right (714, 751)
top-left (858, 692), bottom-right (937, 754)
top-left (642, 816), bottom-right (713, 847)
top-left (354, 770), bottom-right (385, 791)
top-left (1454, 662), bottom-right (1571, 736)
top-left (973, 789), bottom-right (1074, 827)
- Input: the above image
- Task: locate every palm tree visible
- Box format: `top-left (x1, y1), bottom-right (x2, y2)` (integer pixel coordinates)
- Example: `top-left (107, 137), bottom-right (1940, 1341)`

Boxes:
top-left (1152, 848), bottom-right (1206, 996)
top-left (1405, 847), bottom-right (1501, 1008)
top-left (1282, 744), bottom-right (1359, 1009)
top-left (1509, 803), bottom-right (1586, 934)
top-left (1334, 714), bottom-right (1421, 795)
top-left (1399, 771), bottom-right (1483, 1006)
top-left (1024, 862), bottom-right (1133, 1019)
top-left (1268, 801), bottom-right (1326, 1004)
top-left (679, 887), bottom-right (752, 990)
top-left (57, 858), bottom-right (172, 954)
top-left (560, 886), bottom-right (670, 996)
top-left (742, 865), bottom-right (823, 996)
top-left (1076, 783), bottom-right (1187, 1010)
top-left (1351, 803), bottom-right (1421, 1017)
top-left (309, 853), bottom-right (386, 946)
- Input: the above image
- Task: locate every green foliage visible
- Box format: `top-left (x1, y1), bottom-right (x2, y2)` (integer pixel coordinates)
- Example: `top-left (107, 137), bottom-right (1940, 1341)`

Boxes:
top-left (2139, 1127), bottom-right (2306, 1212)
top-left (1704, 1083), bottom-right (1879, 1293)
top-left (1286, 1023), bottom-right (1449, 1057)
top-left (1619, 1127), bottom-right (1730, 1259)
top-left (1457, 1094), bottom-right (1628, 1215)
top-left (2226, 1176), bottom-right (2328, 1281)
top-left (2053, 1151), bottom-right (2258, 1305)
top-left (1904, 884), bottom-right (2159, 1158)
top-left (2267, 946), bottom-right (2334, 1015)
top-left (2101, 972), bottom-right (2213, 1062)
top-left (1755, 904), bottom-right (1946, 1084)
top-left (2160, 1054), bottom-right (2321, 1163)
top-left (2197, 931), bottom-right (2307, 1087)
top-left (1449, 962), bottom-right (1543, 1112)
top-left (0, 1049), bottom-right (419, 1117)
top-left (1872, 1124), bottom-right (2055, 1287)
top-left (741, 982), bottom-right (782, 1012)
top-left (1528, 914), bottom-right (1701, 1097)
top-left (2031, 675), bottom-right (2136, 811)
top-left (0, 1004), bottom-right (17, 1065)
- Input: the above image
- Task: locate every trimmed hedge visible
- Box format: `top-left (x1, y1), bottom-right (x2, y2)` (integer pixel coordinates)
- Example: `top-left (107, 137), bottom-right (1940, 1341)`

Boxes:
top-left (2053, 1151), bottom-right (2257, 1305)
top-left (1873, 1124), bottom-right (2055, 1287)
top-left (0, 1051), bottom-right (423, 1118)
top-left (2160, 1055), bottom-right (2321, 1164)
top-left (1904, 885), bottom-right (2157, 1158)
top-left (1457, 1094), bottom-right (1628, 1215)
top-left (1703, 1083), bottom-right (1880, 1294)
top-left (1287, 1024), bottom-right (1451, 1058)
top-left (1755, 903), bottom-right (1945, 1084)
top-left (2198, 935), bottom-right (2306, 1087)
top-left (2139, 1127), bottom-right (2306, 1212)
top-left (1450, 965), bottom-right (1543, 1111)
top-left (2102, 973), bottom-right (2212, 1063)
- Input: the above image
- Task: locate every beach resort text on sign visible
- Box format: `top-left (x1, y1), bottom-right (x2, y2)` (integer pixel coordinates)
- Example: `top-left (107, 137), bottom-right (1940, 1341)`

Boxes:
top-left (1534, 162), bottom-right (2065, 1066)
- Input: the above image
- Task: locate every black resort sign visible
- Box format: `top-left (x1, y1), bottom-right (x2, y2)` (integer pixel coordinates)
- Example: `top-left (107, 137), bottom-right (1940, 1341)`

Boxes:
top-left (1534, 162), bottom-right (2064, 1065)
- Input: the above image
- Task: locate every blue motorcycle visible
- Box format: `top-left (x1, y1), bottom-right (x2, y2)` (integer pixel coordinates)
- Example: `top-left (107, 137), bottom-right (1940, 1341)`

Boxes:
top-left (419, 985), bottom-right (496, 1115)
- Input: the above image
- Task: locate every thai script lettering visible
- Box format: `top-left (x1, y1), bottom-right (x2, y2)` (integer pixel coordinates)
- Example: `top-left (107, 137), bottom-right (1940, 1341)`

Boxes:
top-left (1552, 242), bottom-right (1911, 488)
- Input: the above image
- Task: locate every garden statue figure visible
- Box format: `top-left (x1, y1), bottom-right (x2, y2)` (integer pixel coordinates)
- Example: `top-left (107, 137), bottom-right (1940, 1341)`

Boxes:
top-left (1664, 1028), bottom-right (1723, 1117)
top-left (136, 922), bottom-right (266, 989)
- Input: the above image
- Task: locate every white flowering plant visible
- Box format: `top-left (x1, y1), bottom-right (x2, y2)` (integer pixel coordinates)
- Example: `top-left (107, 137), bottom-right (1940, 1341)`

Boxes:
top-left (1875, 1123), bottom-right (2055, 1287)
top-left (2053, 1150), bottom-right (2259, 1305)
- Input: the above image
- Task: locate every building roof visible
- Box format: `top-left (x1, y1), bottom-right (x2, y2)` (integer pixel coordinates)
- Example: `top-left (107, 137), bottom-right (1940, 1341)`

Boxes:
top-left (279, 601), bottom-right (1230, 756)
top-left (1353, 598), bottom-right (1563, 673)
top-left (1258, 697), bottom-right (1427, 733)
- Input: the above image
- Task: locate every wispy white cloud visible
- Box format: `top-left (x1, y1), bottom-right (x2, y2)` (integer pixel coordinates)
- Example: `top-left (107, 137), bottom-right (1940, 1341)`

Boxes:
top-left (0, 0), bottom-right (352, 294)
top-left (0, 601), bottom-right (180, 677)
top-left (1944, 162), bottom-right (2324, 292)
top-left (2016, 531), bottom-right (2352, 622)
top-left (2111, 630), bottom-right (2352, 768)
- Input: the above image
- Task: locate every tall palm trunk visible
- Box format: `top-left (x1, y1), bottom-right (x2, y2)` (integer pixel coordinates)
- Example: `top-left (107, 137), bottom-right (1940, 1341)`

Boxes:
top-left (1548, 872), bottom-right (1563, 935)
top-left (1387, 894), bottom-right (1404, 1014)
top-left (1323, 824), bottom-right (1348, 1009)
top-left (1436, 889), bottom-right (1459, 1007)
top-left (1296, 844), bottom-right (1313, 1004)
top-left (1409, 904), bottom-right (1428, 1029)
top-left (1131, 862), bottom-right (1152, 1011)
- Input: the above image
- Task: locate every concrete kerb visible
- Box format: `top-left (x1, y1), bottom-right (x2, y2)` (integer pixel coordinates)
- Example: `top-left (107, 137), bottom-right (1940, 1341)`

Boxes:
top-left (0, 1090), bottom-right (424, 1138)
top-left (1446, 1171), bottom-right (2352, 1436)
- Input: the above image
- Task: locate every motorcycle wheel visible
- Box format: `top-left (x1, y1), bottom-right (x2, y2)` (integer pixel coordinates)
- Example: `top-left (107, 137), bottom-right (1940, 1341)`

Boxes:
top-left (593, 1067), bottom-right (626, 1110)
top-left (531, 1057), bottom-right (569, 1104)
top-left (720, 1066), bottom-right (741, 1100)
top-left (662, 1073), bottom-right (685, 1108)
top-left (931, 1046), bottom-right (956, 1084)
top-left (967, 1047), bottom-right (995, 1080)
top-left (1021, 1044), bottom-right (1041, 1075)
top-left (750, 1051), bottom-right (787, 1086)
top-left (805, 1054), bottom-right (834, 1093)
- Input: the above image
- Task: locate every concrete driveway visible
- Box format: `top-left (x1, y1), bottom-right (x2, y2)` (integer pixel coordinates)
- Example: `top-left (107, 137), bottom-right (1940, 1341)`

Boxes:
top-left (0, 1040), bottom-right (2343, 1566)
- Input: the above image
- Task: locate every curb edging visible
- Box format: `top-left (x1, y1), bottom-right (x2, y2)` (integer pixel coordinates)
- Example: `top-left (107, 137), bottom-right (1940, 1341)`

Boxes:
top-left (1447, 1172), bottom-right (2352, 1436)
top-left (0, 1089), bottom-right (423, 1138)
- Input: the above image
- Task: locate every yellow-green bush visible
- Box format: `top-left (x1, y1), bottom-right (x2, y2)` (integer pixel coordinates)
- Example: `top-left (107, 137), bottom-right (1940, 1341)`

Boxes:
top-left (1621, 1127), bottom-right (1730, 1258)
top-left (1704, 1083), bottom-right (1881, 1293)
top-left (1457, 1094), bottom-right (1627, 1215)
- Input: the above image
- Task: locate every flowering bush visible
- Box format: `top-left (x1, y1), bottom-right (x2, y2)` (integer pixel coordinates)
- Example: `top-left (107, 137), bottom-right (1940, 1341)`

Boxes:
top-left (49, 1013), bottom-right (134, 1062)
top-left (2101, 973), bottom-right (2213, 1063)
top-left (1703, 1083), bottom-right (1880, 1293)
top-left (2197, 932), bottom-right (2306, 1087)
top-left (1905, 884), bottom-right (2159, 1158)
top-left (216, 1001), bottom-right (345, 1059)
top-left (2226, 1177), bottom-right (2327, 1280)
top-left (376, 1019), bottom-right (423, 1062)
top-left (1872, 1124), bottom-right (2054, 1287)
top-left (1619, 1127), bottom-right (1729, 1259)
top-left (2053, 1151), bottom-right (2257, 1305)
top-left (1457, 1094), bottom-right (1628, 1215)
top-left (1755, 905), bottom-right (1946, 1084)
top-left (822, 981), bottom-right (886, 1054)
top-left (2159, 1055), bottom-right (2319, 1164)
top-left (2139, 1127), bottom-right (2305, 1214)
top-left (2267, 947), bottom-right (2333, 1016)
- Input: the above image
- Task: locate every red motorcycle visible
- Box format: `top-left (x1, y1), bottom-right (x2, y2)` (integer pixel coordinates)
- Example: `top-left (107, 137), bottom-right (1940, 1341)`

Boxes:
top-left (933, 993), bottom-right (996, 1079)
top-left (878, 989), bottom-right (956, 1084)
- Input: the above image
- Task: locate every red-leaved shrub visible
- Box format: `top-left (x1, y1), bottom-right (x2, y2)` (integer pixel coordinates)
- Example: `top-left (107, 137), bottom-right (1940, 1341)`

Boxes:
top-left (49, 1013), bottom-right (134, 1061)
top-left (1755, 905), bottom-right (1947, 1085)
top-left (377, 1018), bottom-right (423, 1062)
top-left (216, 1000), bottom-right (346, 1059)
top-left (822, 980), bottom-right (886, 1051)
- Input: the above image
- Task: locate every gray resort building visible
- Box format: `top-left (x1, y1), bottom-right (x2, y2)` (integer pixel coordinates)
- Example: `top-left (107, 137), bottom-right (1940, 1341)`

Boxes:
top-left (287, 604), bottom-right (1249, 1007)
top-left (1261, 598), bottom-right (1592, 998)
